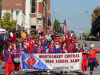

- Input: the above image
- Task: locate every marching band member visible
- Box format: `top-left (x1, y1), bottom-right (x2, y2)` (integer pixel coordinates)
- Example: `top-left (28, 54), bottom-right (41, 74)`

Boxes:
top-left (63, 34), bottom-right (68, 43)
top-left (12, 43), bottom-right (19, 73)
top-left (43, 39), bottom-right (49, 48)
top-left (54, 39), bottom-right (61, 53)
top-left (34, 41), bottom-right (46, 54)
top-left (29, 38), bottom-right (34, 53)
top-left (4, 44), bottom-right (14, 75)
top-left (88, 44), bottom-right (100, 75)
top-left (17, 42), bottom-right (27, 71)
top-left (23, 40), bottom-right (29, 53)
top-left (34, 39), bottom-right (38, 47)
top-left (67, 39), bottom-right (75, 53)
top-left (57, 37), bottom-right (63, 45)
top-left (18, 42), bottom-right (27, 53)
top-left (46, 40), bottom-right (56, 53)
top-left (25, 41), bottom-right (30, 53)
top-left (67, 33), bottom-right (72, 42)
top-left (72, 41), bottom-right (80, 53)
top-left (13, 32), bottom-right (16, 42)
top-left (79, 42), bottom-right (88, 74)
top-left (61, 42), bottom-right (69, 53)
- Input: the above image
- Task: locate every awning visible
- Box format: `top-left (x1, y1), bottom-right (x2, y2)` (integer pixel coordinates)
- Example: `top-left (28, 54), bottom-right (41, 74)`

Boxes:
top-left (0, 28), bottom-right (6, 34)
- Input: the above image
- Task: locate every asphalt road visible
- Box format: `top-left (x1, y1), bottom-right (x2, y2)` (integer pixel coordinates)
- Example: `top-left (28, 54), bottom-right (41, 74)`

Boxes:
top-left (0, 40), bottom-right (100, 75)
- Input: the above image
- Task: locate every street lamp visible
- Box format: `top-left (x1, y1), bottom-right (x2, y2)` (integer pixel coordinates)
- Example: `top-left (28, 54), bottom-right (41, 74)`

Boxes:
top-left (85, 11), bottom-right (89, 34)
top-left (11, 10), bottom-right (14, 21)
top-left (52, 7), bottom-right (62, 30)
top-left (80, 31), bottom-right (83, 40)
top-left (29, 13), bottom-right (33, 36)
top-left (78, 8), bottom-right (89, 34)
top-left (16, 9), bottom-right (20, 31)
top-left (29, 13), bottom-right (32, 29)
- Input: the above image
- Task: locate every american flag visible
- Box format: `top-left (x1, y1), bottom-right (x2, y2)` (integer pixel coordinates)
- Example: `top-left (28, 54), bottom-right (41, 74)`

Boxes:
top-left (63, 24), bottom-right (67, 34)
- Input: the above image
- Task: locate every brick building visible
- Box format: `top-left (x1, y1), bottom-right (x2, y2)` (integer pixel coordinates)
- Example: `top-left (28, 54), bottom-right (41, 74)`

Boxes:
top-left (31, 0), bottom-right (51, 33)
top-left (1, 0), bottom-right (51, 33)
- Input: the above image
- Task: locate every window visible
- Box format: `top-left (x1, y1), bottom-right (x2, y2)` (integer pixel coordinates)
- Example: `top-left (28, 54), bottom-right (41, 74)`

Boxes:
top-left (31, 0), bottom-right (35, 13)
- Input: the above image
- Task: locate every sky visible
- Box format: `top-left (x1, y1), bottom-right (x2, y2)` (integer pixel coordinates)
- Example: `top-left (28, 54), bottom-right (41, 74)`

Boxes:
top-left (50, 0), bottom-right (100, 37)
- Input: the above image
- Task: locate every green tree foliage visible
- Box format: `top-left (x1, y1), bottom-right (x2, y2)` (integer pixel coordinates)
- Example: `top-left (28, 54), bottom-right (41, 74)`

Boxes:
top-left (0, 12), bottom-right (16, 30)
top-left (91, 7), bottom-right (100, 22)
top-left (53, 19), bottom-right (61, 31)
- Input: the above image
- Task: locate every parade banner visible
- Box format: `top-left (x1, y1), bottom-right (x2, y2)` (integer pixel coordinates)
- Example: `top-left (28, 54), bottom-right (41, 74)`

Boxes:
top-left (21, 53), bottom-right (82, 71)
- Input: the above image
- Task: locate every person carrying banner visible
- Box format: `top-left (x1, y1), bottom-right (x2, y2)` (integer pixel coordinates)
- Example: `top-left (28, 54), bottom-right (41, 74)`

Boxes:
top-left (4, 44), bottom-right (14, 75)
top-left (12, 43), bottom-right (19, 73)
top-left (34, 40), bottom-right (46, 54)
top-left (46, 40), bottom-right (56, 53)
top-left (61, 42), bottom-right (69, 53)
top-left (18, 42), bottom-right (27, 53)
top-left (54, 39), bottom-right (61, 53)
top-left (67, 38), bottom-right (75, 53)
top-left (88, 44), bottom-right (100, 75)
top-left (17, 42), bottom-right (27, 71)
top-left (79, 42), bottom-right (88, 74)
top-left (72, 42), bottom-right (80, 53)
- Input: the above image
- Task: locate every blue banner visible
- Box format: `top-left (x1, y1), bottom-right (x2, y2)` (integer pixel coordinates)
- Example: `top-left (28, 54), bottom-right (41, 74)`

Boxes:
top-left (21, 53), bottom-right (50, 70)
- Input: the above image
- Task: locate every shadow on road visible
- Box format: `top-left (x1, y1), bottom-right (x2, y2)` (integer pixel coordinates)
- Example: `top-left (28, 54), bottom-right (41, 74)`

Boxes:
top-left (2, 67), bottom-right (5, 69)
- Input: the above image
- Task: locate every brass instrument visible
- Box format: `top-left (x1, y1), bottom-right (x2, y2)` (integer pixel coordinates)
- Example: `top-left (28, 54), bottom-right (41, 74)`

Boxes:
top-left (30, 31), bottom-right (36, 37)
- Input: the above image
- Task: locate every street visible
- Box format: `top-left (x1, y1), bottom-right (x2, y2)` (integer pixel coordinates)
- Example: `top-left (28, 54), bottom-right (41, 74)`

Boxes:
top-left (0, 40), bottom-right (100, 75)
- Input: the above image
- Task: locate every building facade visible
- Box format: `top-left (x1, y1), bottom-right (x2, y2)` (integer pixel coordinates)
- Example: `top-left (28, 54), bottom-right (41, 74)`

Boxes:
top-left (1, 0), bottom-right (51, 33)
top-left (91, 16), bottom-right (100, 36)
top-left (30, 0), bottom-right (51, 33)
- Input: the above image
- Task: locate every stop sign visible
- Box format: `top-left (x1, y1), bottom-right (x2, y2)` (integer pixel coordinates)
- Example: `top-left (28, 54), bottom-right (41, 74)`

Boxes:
top-left (39, 26), bottom-right (42, 31)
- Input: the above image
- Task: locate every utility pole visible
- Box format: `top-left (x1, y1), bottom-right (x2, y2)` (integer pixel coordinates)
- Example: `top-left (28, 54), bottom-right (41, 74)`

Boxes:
top-left (86, 11), bottom-right (89, 34)
top-left (11, 10), bottom-right (14, 21)
top-left (52, 11), bottom-right (54, 30)
top-left (64, 20), bottom-right (66, 25)
top-left (78, 8), bottom-right (90, 34)
top-left (64, 17), bottom-right (66, 25)
top-left (16, 9), bottom-right (20, 31)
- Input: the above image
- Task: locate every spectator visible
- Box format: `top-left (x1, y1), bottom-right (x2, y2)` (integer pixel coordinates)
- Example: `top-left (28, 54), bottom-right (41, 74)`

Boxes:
top-left (9, 30), bottom-right (13, 38)
top-left (13, 32), bottom-right (16, 42)
top-left (21, 31), bottom-right (26, 40)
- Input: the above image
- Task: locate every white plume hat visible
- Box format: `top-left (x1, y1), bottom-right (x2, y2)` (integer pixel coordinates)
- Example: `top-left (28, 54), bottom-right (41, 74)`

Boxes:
top-left (90, 44), bottom-right (94, 48)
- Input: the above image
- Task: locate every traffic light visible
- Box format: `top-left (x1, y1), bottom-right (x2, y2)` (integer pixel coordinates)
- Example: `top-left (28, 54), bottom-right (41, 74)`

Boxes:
top-left (88, 31), bottom-right (90, 34)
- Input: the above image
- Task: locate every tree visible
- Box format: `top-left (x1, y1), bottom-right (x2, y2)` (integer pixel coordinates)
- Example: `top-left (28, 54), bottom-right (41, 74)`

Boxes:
top-left (0, 12), bottom-right (16, 30)
top-left (53, 19), bottom-right (61, 31)
top-left (91, 7), bottom-right (100, 22)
